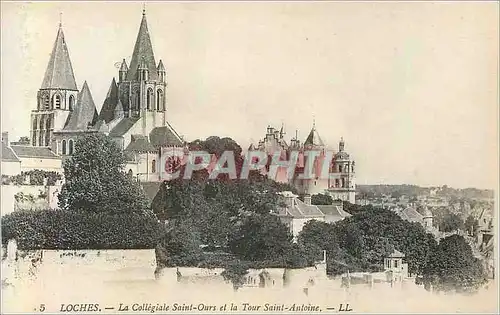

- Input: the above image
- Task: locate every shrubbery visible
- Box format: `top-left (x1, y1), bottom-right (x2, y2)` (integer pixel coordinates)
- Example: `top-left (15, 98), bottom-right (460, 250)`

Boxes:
top-left (1, 210), bottom-right (161, 250)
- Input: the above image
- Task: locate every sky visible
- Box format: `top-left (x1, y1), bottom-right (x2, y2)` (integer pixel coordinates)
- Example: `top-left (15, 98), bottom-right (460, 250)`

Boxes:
top-left (1, 1), bottom-right (498, 189)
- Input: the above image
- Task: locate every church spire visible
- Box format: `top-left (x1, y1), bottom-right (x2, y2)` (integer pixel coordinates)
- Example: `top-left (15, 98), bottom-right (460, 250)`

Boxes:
top-left (41, 23), bottom-right (78, 90)
top-left (126, 8), bottom-right (157, 81)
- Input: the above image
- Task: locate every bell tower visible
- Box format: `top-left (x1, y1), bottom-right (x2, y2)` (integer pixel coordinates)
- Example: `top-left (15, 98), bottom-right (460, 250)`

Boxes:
top-left (31, 20), bottom-right (79, 147)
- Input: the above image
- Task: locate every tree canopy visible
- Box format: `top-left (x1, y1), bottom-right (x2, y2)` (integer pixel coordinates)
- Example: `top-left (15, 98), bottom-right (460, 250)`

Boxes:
top-left (58, 133), bottom-right (150, 214)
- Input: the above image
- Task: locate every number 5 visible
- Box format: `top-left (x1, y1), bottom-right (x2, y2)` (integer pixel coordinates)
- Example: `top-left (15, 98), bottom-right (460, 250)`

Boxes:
top-left (39, 304), bottom-right (45, 312)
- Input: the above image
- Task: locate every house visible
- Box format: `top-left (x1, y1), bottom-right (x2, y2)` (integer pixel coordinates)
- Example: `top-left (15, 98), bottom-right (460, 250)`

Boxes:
top-left (274, 191), bottom-right (351, 241)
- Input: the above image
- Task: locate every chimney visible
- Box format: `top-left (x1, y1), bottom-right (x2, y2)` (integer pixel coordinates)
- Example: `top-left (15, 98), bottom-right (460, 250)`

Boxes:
top-left (304, 194), bottom-right (312, 205)
top-left (1, 132), bottom-right (8, 145)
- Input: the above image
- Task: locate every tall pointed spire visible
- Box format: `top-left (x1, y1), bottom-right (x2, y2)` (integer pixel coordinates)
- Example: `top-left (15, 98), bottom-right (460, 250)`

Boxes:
top-left (304, 122), bottom-right (325, 148)
top-left (126, 9), bottom-right (157, 81)
top-left (41, 23), bottom-right (78, 90)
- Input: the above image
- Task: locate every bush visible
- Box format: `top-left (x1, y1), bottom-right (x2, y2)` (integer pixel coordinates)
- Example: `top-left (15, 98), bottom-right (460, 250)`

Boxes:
top-left (1, 210), bottom-right (161, 250)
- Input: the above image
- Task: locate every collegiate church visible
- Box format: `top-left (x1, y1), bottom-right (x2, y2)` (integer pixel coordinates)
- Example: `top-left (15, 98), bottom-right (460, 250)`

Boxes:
top-left (28, 9), bottom-right (184, 182)
top-left (2, 8), bottom-right (356, 203)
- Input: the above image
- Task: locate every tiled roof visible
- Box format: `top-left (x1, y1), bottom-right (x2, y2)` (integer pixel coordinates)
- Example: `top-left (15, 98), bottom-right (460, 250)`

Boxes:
top-left (1, 142), bottom-right (20, 162)
top-left (140, 181), bottom-right (161, 204)
top-left (64, 81), bottom-right (98, 131)
top-left (388, 249), bottom-right (405, 258)
top-left (125, 135), bottom-right (157, 152)
top-left (109, 117), bottom-right (140, 137)
top-left (126, 12), bottom-right (158, 81)
top-left (10, 145), bottom-right (60, 159)
top-left (296, 199), bottom-right (325, 217)
top-left (40, 26), bottom-right (78, 90)
top-left (98, 78), bottom-right (119, 123)
top-left (399, 207), bottom-right (423, 223)
top-left (149, 125), bottom-right (183, 147)
top-left (317, 205), bottom-right (352, 219)
top-left (304, 125), bottom-right (324, 148)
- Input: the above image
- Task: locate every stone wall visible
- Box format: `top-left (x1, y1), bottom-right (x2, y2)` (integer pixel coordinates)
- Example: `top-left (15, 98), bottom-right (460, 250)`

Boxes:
top-left (1, 184), bottom-right (61, 216)
top-left (2, 244), bottom-right (157, 285)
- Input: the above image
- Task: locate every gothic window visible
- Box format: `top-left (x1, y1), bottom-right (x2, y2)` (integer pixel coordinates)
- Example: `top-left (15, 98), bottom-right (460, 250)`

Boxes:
top-left (156, 89), bottom-right (163, 111)
top-left (69, 95), bottom-right (75, 111)
top-left (62, 140), bottom-right (67, 155)
top-left (32, 117), bottom-right (37, 131)
top-left (147, 88), bottom-right (154, 110)
top-left (43, 95), bottom-right (50, 110)
top-left (54, 94), bottom-right (61, 109)
top-left (68, 139), bottom-right (74, 155)
top-left (151, 159), bottom-right (156, 173)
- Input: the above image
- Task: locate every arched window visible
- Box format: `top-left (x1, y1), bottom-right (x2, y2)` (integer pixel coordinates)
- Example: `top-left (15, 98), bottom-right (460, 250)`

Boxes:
top-left (69, 95), bottom-right (75, 111)
top-left (151, 159), bottom-right (156, 173)
top-left (147, 88), bottom-right (154, 110)
top-left (43, 95), bottom-right (50, 110)
top-left (62, 140), bottom-right (67, 155)
top-left (32, 117), bottom-right (37, 131)
top-left (54, 94), bottom-right (61, 109)
top-left (156, 89), bottom-right (163, 111)
top-left (32, 132), bottom-right (37, 146)
top-left (338, 165), bottom-right (343, 173)
top-left (68, 139), bottom-right (74, 155)
top-left (134, 91), bottom-right (141, 110)
top-left (128, 169), bottom-right (133, 176)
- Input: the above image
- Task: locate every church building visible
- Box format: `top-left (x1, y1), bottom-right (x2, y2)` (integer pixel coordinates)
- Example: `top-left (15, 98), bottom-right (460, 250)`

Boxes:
top-left (28, 9), bottom-right (184, 182)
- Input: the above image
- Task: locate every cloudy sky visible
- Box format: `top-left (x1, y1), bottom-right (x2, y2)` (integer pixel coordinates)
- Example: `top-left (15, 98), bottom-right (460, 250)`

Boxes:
top-left (1, 1), bottom-right (498, 189)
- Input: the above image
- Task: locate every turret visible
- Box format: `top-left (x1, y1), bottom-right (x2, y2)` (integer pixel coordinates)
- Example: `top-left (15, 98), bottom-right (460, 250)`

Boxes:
top-left (339, 137), bottom-right (345, 152)
top-left (157, 60), bottom-right (166, 83)
top-left (119, 59), bottom-right (128, 82)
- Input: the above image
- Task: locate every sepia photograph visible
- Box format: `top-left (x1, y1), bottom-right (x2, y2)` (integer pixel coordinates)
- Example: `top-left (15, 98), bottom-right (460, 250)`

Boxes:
top-left (1, 1), bottom-right (498, 313)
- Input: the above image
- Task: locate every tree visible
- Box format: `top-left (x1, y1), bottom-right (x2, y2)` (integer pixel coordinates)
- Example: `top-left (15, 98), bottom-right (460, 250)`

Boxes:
top-left (311, 193), bottom-right (333, 205)
top-left (422, 234), bottom-right (487, 292)
top-left (439, 212), bottom-right (464, 232)
top-left (58, 133), bottom-right (150, 214)
top-left (228, 213), bottom-right (292, 261)
top-left (464, 215), bottom-right (479, 236)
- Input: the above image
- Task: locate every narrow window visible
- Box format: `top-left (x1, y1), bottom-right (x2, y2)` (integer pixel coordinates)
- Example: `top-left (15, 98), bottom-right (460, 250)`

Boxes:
top-left (62, 140), bottom-right (67, 155)
top-left (68, 139), bottom-right (74, 155)
top-left (54, 95), bottom-right (61, 109)
top-left (151, 159), bottom-right (156, 173)
top-left (68, 95), bottom-right (75, 111)
top-left (147, 88), bottom-right (154, 110)
top-left (43, 95), bottom-right (50, 110)
top-left (45, 133), bottom-right (50, 146)
top-left (156, 89), bottom-right (163, 110)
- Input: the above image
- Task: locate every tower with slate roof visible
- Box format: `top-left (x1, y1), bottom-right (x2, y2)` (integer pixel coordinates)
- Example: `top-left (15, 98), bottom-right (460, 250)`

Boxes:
top-left (251, 121), bottom-right (356, 203)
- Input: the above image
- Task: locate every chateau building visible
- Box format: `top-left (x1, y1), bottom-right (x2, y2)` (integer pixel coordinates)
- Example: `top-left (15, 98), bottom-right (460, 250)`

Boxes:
top-left (250, 124), bottom-right (356, 203)
top-left (25, 9), bottom-right (184, 181)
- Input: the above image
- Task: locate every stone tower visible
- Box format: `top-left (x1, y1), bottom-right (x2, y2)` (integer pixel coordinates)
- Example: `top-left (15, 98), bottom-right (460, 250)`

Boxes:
top-left (31, 22), bottom-right (79, 147)
top-left (114, 9), bottom-right (167, 136)
top-left (327, 137), bottom-right (356, 203)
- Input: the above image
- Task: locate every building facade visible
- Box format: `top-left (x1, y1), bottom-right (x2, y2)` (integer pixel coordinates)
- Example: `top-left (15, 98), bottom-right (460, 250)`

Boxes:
top-left (15, 9), bottom-right (184, 182)
top-left (251, 124), bottom-right (356, 203)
